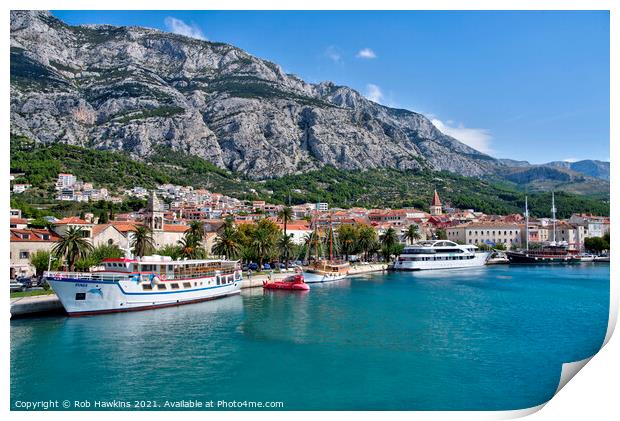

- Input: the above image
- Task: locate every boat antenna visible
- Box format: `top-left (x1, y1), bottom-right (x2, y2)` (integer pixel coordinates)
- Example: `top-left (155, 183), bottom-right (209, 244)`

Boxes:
top-left (551, 191), bottom-right (557, 244)
top-left (524, 196), bottom-right (529, 251)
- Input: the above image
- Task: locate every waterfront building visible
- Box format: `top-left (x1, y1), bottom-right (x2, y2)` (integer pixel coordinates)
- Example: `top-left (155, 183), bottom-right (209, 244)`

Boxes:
top-left (10, 228), bottom-right (60, 277)
top-left (568, 213), bottom-right (610, 238)
top-left (446, 222), bottom-right (522, 247)
top-left (429, 190), bottom-right (443, 216)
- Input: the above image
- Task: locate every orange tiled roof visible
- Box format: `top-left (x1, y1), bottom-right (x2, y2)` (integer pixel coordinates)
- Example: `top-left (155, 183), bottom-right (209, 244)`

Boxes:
top-left (55, 216), bottom-right (91, 225)
top-left (163, 224), bottom-right (190, 233)
top-left (10, 229), bottom-right (60, 242)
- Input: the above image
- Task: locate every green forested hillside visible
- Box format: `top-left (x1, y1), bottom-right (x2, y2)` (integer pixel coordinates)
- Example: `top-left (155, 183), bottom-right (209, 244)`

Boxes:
top-left (10, 136), bottom-right (609, 218)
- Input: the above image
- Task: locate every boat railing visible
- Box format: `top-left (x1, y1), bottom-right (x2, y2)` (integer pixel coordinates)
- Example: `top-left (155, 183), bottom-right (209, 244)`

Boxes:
top-left (44, 271), bottom-right (131, 282)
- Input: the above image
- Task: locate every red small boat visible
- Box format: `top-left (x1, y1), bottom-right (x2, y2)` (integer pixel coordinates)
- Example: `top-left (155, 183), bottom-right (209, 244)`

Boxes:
top-left (262, 273), bottom-right (310, 291)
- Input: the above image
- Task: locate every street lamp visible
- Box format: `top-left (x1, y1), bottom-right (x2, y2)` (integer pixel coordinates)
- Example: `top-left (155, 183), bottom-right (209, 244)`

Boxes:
top-left (47, 253), bottom-right (58, 272)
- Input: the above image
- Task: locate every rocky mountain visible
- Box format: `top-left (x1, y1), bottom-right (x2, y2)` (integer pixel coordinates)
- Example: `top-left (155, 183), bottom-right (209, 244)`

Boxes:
top-left (10, 10), bottom-right (499, 180)
top-left (543, 160), bottom-right (610, 181)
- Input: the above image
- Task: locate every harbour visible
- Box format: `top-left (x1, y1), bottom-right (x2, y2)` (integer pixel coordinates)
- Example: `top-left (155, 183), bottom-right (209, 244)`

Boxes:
top-left (11, 264), bottom-right (609, 410)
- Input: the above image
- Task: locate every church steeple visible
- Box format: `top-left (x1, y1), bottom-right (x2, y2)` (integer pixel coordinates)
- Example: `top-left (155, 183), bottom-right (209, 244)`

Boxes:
top-left (145, 191), bottom-right (164, 232)
top-left (430, 189), bottom-right (443, 216)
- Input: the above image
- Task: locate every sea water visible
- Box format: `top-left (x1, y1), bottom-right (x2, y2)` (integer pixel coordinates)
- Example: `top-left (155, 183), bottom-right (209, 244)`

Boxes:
top-left (11, 264), bottom-right (609, 410)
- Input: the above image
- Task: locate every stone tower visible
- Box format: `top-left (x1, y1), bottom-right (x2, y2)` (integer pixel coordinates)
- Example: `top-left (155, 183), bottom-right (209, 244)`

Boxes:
top-left (430, 189), bottom-right (443, 216)
top-left (145, 191), bottom-right (164, 232)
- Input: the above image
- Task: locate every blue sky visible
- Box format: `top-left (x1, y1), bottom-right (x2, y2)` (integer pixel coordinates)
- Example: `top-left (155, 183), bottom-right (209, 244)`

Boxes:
top-left (52, 10), bottom-right (610, 163)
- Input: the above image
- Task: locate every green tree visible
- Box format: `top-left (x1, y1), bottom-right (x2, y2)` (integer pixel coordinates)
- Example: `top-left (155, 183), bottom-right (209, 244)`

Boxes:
top-left (98, 210), bottom-right (109, 224)
top-left (357, 224), bottom-right (378, 261)
top-left (277, 234), bottom-right (296, 269)
top-left (250, 219), bottom-right (281, 268)
top-left (29, 250), bottom-right (61, 278)
top-left (435, 229), bottom-right (447, 240)
top-left (131, 225), bottom-right (154, 257)
top-left (156, 244), bottom-right (182, 260)
top-left (74, 256), bottom-right (98, 272)
top-left (337, 224), bottom-right (358, 261)
top-left (213, 223), bottom-right (242, 260)
top-left (380, 227), bottom-right (399, 249)
top-left (277, 206), bottom-right (293, 263)
top-left (90, 244), bottom-right (123, 264)
top-left (52, 226), bottom-right (94, 271)
top-left (494, 242), bottom-right (507, 251)
top-left (584, 236), bottom-right (609, 253)
top-left (404, 224), bottom-right (421, 245)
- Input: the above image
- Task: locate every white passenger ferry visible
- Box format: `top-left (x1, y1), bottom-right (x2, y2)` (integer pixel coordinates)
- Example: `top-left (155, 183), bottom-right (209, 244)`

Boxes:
top-left (44, 255), bottom-right (242, 316)
top-left (392, 240), bottom-right (490, 271)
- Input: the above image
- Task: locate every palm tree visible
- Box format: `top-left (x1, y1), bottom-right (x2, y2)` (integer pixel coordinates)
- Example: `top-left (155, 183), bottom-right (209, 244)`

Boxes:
top-left (178, 237), bottom-right (206, 259)
top-left (380, 227), bottom-right (399, 249)
top-left (357, 224), bottom-right (378, 262)
top-left (277, 206), bottom-right (293, 236)
top-left (336, 224), bottom-right (357, 262)
top-left (277, 207), bottom-right (293, 263)
top-left (187, 221), bottom-right (205, 243)
top-left (277, 234), bottom-right (295, 269)
top-left (404, 224), bottom-right (421, 245)
top-left (131, 225), bottom-right (154, 257)
top-left (251, 228), bottom-right (273, 269)
top-left (212, 226), bottom-right (242, 259)
top-left (52, 226), bottom-right (94, 271)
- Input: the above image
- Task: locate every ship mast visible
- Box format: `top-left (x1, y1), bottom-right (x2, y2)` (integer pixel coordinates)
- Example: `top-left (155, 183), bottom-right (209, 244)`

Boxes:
top-left (525, 196), bottom-right (529, 251)
top-left (329, 211), bottom-right (333, 263)
top-left (551, 192), bottom-right (557, 244)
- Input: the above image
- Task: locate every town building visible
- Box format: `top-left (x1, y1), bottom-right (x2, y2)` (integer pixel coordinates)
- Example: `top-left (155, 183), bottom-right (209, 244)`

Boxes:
top-left (10, 228), bottom-right (60, 277)
top-left (446, 222), bottom-right (522, 247)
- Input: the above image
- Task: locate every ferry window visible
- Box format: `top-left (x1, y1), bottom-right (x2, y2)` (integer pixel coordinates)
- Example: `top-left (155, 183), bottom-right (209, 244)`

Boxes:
top-left (183, 282), bottom-right (191, 288)
top-left (75, 293), bottom-right (86, 300)
top-left (194, 282), bottom-right (198, 287)
top-left (170, 283), bottom-right (179, 289)
top-left (156, 284), bottom-right (167, 290)
top-left (143, 284), bottom-right (153, 290)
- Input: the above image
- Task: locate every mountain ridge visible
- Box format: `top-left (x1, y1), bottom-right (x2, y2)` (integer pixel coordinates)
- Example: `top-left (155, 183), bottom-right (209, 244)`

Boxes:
top-left (11, 10), bottom-right (498, 180)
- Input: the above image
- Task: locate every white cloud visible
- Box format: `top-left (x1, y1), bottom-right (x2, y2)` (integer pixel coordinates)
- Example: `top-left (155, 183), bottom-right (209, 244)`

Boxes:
top-left (365, 84), bottom-right (383, 103)
top-left (164, 17), bottom-right (206, 40)
top-left (563, 158), bottom-right (578, 163)
top-left (356, 48), bottom-right (377, 59)
top-left (431, 118), bottom-right (493, 155)
top-left (324, 46), bottom-right (342, 63)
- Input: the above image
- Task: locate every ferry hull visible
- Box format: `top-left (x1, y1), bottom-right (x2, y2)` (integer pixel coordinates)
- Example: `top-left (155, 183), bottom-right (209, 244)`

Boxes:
top-left (47, 276), bottom-right (242, 316)
top-left (393, 252), bottom-right (490, 271)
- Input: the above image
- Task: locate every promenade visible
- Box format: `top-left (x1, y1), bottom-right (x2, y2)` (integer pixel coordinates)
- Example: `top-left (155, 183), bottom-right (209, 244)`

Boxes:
top-left (10, 263), bottom-right (388, 317)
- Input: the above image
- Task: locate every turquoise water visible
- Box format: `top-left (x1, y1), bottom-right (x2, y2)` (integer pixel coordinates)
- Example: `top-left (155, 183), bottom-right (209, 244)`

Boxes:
top-left (11, 265), bottom-right (609, 410)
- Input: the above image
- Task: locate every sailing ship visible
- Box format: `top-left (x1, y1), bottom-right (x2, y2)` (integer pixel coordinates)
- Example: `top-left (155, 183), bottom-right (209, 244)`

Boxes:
top-left (506, 193), bottom-right (580, 264)
top-left (45, 255), bottom-right (243, 316)
top-left (301, 209), bottom-right (350, 283)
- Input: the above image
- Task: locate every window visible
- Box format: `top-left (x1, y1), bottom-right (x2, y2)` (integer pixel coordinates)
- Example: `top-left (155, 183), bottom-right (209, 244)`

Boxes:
top-left (108, 239), bottom-right (114, 245)
top-left (170, 283), bottom-right (179, 290)
top-left (42, 234), bottom-right (50, 240)
top-left (19, 251), bottom-right (29, 259)
top-left (142, 284), bottom-right (153, 290)
top-left (21, 234), bottom-right (30, 240)
top-left (75, 293), bottom-right (86, 300)
top-left (156, 284), bottom-right (167, 290)
top-left (183, 282), bottom-right (192, 288)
